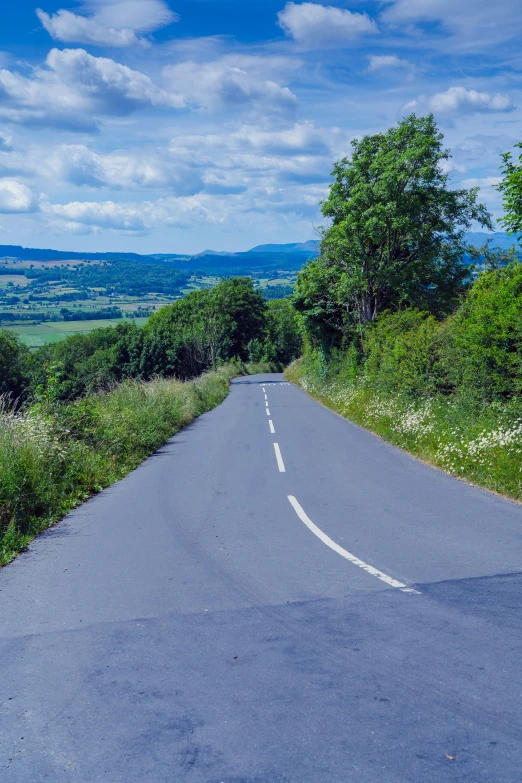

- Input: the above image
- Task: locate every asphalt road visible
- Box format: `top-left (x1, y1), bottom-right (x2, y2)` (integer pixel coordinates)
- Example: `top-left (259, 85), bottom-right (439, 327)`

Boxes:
top-left (1, 373), bottom-right (522, 782)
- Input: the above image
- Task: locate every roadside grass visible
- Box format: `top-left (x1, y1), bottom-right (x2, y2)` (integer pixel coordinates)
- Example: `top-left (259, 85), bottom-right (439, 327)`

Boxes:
top-left (286, 359), bottom-right (522, 503)
top-left (0, 362), bottom-right (271, 565)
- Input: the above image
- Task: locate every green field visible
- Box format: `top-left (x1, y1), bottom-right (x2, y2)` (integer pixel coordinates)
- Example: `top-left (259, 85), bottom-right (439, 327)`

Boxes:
top-left (0, 264), bottom-right (293, 349)
top-left (0, 275), bottom-right (29, 287)
top-left (6, 317), bottom-right (150, 348)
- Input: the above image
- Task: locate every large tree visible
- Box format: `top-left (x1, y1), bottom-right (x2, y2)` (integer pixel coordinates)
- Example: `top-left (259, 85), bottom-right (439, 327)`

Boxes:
top-left (146, 277), bottom-right (266, 374)
top-left (293, 114), bottom-right (492, 343)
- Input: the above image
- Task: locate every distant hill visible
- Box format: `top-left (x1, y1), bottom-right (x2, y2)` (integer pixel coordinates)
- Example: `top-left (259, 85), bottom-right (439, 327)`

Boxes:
top-left (0, 245), bottom-right (158, 263)
top-left (248, 240), bottom-right (320, 255)
top-left (174, 251), bottom-right (314, 275)
top-left (191, 249), bottom-right (234, 257)
top-left (1, 233), bottom-right (519, 277)
top-left (464, 232), bottom-right (522, 250)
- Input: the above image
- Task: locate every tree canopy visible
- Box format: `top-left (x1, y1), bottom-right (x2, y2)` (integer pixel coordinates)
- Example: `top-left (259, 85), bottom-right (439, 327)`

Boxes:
top-left (293, 114), bottom-right (492, 344)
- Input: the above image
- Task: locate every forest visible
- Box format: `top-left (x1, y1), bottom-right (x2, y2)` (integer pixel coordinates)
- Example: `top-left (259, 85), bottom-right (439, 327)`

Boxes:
top-left (23, 259), bottom-right (190, 297)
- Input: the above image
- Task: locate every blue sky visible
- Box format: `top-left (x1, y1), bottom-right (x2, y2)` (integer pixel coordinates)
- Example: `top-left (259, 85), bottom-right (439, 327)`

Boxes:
top-left (0, 0), bottom-right (521, 253)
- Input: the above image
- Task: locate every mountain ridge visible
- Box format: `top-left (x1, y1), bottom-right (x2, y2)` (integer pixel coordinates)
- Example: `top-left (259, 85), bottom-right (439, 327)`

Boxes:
top-left (1, 233), bottom-right (519, 266)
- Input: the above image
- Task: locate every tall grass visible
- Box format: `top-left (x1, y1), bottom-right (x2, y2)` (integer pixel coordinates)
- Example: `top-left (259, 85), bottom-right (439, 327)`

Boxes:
top-left (0, 364), bottom-right (246, 565)
top-left (286, 358), bottom-right (522, 502)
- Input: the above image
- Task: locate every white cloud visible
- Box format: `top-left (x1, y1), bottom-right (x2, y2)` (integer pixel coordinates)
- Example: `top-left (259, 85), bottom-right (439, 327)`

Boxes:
top-left (37, 123), bottom-right (342, 234)
top-left (367, 54), bottom-right (411, 72)
top-left (8, 121), bottom-right (342, 196)
top-left (0, 180), bottom-right (38, 213)
top-left (382, 0), bottom-right (522, 48)
top-left (41, 144), bottom-right (204, 194)
top-left (403, 86), bottom-right (515, 118)
top-left (0, 49), bottom-right (296, 130)
top-left (43, 183), bottom-right (327, 234)
top-left (0, 48), bottom-right (183, 130)
top-left (36, 0), bottom-right (177, 48)
top-left (163, 58), bottom-right (297, 115)
top-left (277, 2), bottom-right (378, 47)
top-left (42, 194), bottom-right (231, 232)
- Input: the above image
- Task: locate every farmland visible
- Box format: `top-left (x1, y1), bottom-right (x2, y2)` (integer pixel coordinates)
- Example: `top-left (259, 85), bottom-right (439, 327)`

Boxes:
top-left (0, 255), bottom-right (297, 347)
top-left (9, 318), bottom-right (151, 348)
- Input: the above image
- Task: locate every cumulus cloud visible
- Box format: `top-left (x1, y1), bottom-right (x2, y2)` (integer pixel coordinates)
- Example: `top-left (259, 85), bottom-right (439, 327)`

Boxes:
top-left (42, 194), bottom-right (232, 233)
top-left (277, 2), bottom-right (377, 47)
top-left (43, 183), bottom-right (327, 234)
top-left (11, 121), bottom-right (341, 195)
top-left (0, 180), bottom-right (38, 213)
top-left (367, 54), bottom-right (411, 72)
top-left (0, 49), bottom-right (297, 129)
top-left (403, 86), bottom-right (515, 118)
top-left (0, 48), bottom-right (183, 130)
top-left (36, 121), bottom-right (347, 233)
top-left (167, 121), bottom-right (348, 187)
top-left (41, 144), bottom-right (204, 194)
top-left (163, 57), bottom-right (297, 115)
top-left (169, 121), bottom-right (342, 162)
top-left (36, 0), bottom-right (177, 48)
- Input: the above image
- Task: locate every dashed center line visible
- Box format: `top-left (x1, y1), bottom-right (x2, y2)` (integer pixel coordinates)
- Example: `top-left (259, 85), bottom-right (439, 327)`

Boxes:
top-left (258, 382), bottom-right (416, 596)
top-left (287, 496), bottom-right (419, 594)
top-left (274, 443), bottom-right (286, 472)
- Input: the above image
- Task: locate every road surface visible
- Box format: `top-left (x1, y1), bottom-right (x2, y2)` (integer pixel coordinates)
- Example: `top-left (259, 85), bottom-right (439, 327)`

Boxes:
top-left (1, 373), bottom-right (522, 782)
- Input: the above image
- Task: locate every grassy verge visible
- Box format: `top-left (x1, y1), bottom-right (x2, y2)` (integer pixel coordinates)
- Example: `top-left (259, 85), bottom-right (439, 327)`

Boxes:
top-left (286, 358), bottom-right (522, 503)
top-left (0, 362), bottom-right (271, 565)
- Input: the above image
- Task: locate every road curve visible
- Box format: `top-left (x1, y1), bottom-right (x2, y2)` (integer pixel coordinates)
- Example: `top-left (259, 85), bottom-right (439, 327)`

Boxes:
top-left (1, 373), bottom-right (522, 782)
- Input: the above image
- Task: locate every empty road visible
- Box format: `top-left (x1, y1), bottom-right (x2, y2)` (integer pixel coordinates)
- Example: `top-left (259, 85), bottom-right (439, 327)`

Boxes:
top-left (1, 373), bottom-right (522, 782)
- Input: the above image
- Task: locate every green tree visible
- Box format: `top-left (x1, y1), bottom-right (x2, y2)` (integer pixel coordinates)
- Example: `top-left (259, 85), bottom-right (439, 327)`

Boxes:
top-left (437, 263), bottom-right (522, 399)
top-left (293, 114), bottom-right (492, 344)
top-left (0, 330), bottom-right (29, 399)
top-left (497, 143), bottom-right (522, 238)
top-left (146, 277), bottom-right (266, 375)
top-left (264, 298), bottom-right (302, 365)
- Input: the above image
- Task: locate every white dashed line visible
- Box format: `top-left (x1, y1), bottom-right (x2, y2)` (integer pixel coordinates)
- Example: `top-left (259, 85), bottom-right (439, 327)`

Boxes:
top-left (274, 443), bottom-right (286, 472)
top-left (287, 496), bottom-right (419, 594)
top-left (266, 408), bottom-right (270, 416)
top-left (265, 400), bottom-right (269, 407)
top-left (269, 420), bottom-right (275, 434)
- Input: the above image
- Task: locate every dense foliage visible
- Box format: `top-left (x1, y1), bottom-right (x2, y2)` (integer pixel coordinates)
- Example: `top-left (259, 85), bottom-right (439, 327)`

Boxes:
top-left (286, 117), bottom-right (522, 502)
top-left (25, 259), bottom-right (189, 297)
top-left (0, 277), bottom-right (302, 403)
top-left (0, 330), bottom-right (29, 399)
top-left (293, 114), bottom-right (491, 344)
